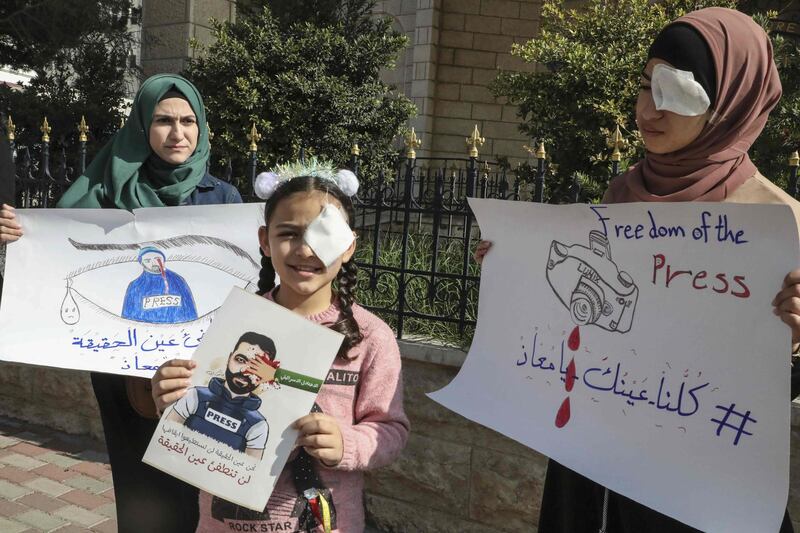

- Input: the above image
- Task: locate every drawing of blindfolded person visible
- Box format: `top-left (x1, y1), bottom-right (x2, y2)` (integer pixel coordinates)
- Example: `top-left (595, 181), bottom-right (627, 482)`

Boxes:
top-left (121, 246), bottom-right (198, 323)
top-left (167, 332), bottom-right (278, 459)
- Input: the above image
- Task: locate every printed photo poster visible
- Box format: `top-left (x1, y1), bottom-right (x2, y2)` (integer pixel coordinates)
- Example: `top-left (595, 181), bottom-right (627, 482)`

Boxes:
top-left (143, 287), bottom-right (343, 511)
top-left (0, 203), bottom-right (265, 377)
top-left (430, 199), bottom-right (800, 533)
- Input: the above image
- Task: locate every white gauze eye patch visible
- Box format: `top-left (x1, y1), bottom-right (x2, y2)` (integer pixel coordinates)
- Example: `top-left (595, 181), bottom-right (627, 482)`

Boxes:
top-left (303, 203), bottom-right (355, 268)
top-left (651, 63), bottom-right (710, 117)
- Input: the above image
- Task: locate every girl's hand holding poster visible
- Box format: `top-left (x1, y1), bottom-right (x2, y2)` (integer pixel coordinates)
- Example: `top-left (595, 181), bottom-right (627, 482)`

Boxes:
top-left (143, 287), bottom-right (343, 511)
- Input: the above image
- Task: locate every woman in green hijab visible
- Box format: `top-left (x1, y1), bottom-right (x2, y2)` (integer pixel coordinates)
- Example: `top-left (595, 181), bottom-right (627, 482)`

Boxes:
top-left (0, 74), bottom-right (241, 533)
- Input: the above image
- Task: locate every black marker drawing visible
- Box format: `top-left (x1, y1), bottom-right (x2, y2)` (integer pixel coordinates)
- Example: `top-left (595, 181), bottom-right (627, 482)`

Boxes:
top-left (546, 230), bottom-right (638, 333)
top-left (60, 235), bottom-right (259, 325)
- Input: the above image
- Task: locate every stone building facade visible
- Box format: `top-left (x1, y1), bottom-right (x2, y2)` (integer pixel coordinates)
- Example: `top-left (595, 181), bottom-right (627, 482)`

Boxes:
top-left (138, 0), bottom-right (543, 162)
top-left (376, 0), bottom-right (541, 162)
top-left (140, 0), bottom-right (237, 78)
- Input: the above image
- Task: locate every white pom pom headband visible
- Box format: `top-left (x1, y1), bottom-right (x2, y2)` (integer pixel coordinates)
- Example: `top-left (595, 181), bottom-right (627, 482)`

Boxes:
top-left (254, 156), bottom-right (359, 200)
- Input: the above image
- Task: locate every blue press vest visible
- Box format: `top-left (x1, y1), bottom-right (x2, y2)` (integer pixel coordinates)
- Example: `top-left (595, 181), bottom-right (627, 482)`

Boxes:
top-left (185, 377), bottom-right (264, 452)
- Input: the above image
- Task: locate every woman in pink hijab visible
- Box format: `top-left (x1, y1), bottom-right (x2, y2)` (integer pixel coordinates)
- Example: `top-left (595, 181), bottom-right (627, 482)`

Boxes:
top-left (476, 7), bottom-right (799, 532)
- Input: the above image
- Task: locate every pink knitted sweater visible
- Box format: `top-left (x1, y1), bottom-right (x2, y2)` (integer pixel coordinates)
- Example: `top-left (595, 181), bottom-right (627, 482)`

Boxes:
top-left (196, 294), bottom-right (410, 532)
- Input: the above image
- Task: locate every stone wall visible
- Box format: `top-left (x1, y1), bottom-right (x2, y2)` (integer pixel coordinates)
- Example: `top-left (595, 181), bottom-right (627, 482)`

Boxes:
top-left (376, 0), bottom-right (542, 163)
top-left (140, 0), bottom-right (236, 77)
top-left (1, 340), bottom-right (798, 531)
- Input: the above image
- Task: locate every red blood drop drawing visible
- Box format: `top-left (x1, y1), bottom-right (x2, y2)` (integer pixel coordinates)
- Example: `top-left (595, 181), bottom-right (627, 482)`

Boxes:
top-left (565, 358), bottom-right (576, 392)
top-left (555, 397), bottom-right (571, 428)
top-left (568, 326), bottom-right (580, 351)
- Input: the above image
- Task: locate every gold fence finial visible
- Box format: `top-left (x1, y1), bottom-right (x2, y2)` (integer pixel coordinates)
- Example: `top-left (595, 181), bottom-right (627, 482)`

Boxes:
top-left (404, 127), bottom-right (421, 159)
top-left (41, 117), bottom-right (51, 143)
top-left (78, 116), bottom-right (89, 142)
top-left (6, 115), bottom-right (15, 142)
top-left (535, 141), bottom-right (546, 159)
top-left (351, 142), bottom-right (360, 156)
top-left (607, 124), bottom-right (626, 162)
top-left (466, 124), bottom-right (485, 158)
top-left (247, 122), bottom-right (261, 152)
top-left (790, 151), bottom-right (799, 167)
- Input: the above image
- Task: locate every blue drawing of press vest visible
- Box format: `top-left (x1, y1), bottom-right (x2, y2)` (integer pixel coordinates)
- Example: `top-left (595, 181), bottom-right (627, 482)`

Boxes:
top-left (121, 246), bottom-right (198, 323)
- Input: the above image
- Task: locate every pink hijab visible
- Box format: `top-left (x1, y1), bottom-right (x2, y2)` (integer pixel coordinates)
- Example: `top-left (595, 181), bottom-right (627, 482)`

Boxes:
top-left (607, 7), bottom-right (782, 203)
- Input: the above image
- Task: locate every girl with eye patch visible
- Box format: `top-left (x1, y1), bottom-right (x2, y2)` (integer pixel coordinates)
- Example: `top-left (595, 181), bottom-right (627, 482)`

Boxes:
top-left (475, 8), bottom-right (800, 533)
top-left (151, 169), bottom-right (409, 533)
top-left (0, 74), bottom-right (242, 532)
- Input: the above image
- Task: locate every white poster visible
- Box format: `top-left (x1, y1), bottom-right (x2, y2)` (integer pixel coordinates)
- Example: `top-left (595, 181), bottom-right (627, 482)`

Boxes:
top-left (430, 199), bottom-right (799, 533)
top-left (143, 287), bottom-right (343, 511)
top-left (0, 204), bottom-right (265, 377)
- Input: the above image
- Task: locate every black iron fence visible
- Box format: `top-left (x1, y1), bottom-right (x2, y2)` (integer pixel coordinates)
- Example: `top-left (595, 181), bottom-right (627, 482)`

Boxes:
top-left (4, 117), bottom-right (800, 343)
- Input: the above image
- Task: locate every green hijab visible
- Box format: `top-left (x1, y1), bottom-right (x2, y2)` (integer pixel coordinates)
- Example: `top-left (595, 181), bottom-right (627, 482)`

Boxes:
top-left (57, 74), bottom-right (209, 209)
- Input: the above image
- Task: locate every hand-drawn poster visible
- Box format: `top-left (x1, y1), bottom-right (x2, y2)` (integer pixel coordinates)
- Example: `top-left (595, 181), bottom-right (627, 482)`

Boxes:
top-left (0, 204), bottom-right (265, 377)
top-left (430, 199), bottom-right (799, 533)
top-left (143, 287), bottom-right (343, 511)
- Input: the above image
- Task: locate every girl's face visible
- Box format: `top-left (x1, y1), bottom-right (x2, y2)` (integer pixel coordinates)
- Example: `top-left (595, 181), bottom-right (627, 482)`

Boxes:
top-left (636, 58), bottom-right (710, 155)
top-left (148, 96), bottom-right (198, 164)
top-left (259, 190), bottom-right (356, 305)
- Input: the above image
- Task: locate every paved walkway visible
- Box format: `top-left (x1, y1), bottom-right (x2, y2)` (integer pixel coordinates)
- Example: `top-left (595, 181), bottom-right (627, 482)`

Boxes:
top-left (0, 416), bottom-right (115, 532)
top-left (0, 416), bottom-right (387, 532)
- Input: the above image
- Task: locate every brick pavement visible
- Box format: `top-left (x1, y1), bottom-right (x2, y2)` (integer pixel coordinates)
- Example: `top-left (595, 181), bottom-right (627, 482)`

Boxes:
top-left (0, 415), bottom-right (388, 533)
top-left (0, 416), bottom-right (115, 532)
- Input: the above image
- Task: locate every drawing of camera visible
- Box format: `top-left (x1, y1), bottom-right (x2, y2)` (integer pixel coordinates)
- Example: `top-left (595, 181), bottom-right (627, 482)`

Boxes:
top-left (546, 230), bottom-right (638, 333)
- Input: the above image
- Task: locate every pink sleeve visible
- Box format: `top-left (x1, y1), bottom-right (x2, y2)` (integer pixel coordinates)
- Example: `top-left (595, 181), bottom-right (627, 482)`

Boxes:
top-left (333, 323), bottom-right (410, 471)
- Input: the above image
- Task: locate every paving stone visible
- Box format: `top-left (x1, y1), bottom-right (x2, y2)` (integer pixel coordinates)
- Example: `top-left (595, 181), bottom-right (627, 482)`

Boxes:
top-left (0, 466), bottom-right (37, 484)
top-left (0, 498), bottom-right (27, 517)
top-left (36, 453), bottom-right (81, 469)
top-left (94, 502), bottom-right (116, 520)
top-left (16, 492), bottom-right (69, 513)
top-left (0, 435), bottom-right (20, 449)
top-left (0, 454), bottom-right (47, 471)
top-left (58, 489), bottom-right (110, 510)
top-left (15, 508), bottom-right (68, 531)
top-left (54, 505), bottom-right (107, 528)
top-left (69, 461), bottom-right (111, 480)
top-left (55, 525), bottom-right (95, 533)
top-left (33, 464), bottom-right (78, 482)
top-left (8, 442), bottom-right (50, 458)
top-left (91, 518), bottom-right (118, 533)
top-left (0, 480), bottom-right (33, 500)
top-left (98, 488), bottom-right (115, 502)
top-left (21, 477), bottom-right (73, 498)
top-left (0, 516), bottom-right (29, 533)
top-left (63, 475), bottom-right (112, 495)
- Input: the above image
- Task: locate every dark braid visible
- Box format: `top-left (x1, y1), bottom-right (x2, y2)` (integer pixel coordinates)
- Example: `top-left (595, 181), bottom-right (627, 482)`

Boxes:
top-left (256, 248), bottom-right (276, 296)
top-left (331, 259), bottom-right (363, 360)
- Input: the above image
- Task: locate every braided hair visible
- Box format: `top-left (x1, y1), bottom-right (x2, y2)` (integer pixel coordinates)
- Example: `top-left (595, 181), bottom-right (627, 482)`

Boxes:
top-left (256, 175), bottom-right (363, 360)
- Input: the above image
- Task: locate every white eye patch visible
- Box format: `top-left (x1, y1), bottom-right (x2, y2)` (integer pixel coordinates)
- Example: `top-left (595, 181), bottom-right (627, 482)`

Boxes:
top-left (651, 63), bottom-right (710, 117)
top-left (303, 204), bottom-right (355, 268)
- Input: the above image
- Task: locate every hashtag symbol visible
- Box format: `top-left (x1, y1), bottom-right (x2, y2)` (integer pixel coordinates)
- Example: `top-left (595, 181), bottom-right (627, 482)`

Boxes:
top-left (710, 403), bottom-right (757, 446)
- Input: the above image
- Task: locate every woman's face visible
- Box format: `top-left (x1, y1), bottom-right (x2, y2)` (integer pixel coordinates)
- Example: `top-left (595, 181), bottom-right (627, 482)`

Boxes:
top-left (148, 96), bottom-right (198, 164)
top-left (636, 58), bottom-right (710, 155)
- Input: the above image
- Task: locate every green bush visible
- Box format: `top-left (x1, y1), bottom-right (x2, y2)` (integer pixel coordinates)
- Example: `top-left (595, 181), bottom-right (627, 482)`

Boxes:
top-left (492, 0), bottom-right (799, 202)
top-left (185, 0), bottom-right (415, 192)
